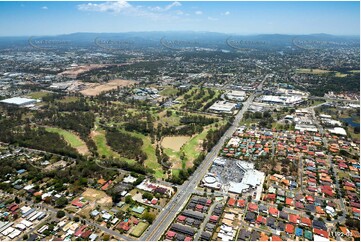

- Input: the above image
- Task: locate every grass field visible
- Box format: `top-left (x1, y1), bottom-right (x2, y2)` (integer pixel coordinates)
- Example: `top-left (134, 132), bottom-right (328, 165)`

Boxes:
top-left (119, 129), bottom-right (163, 178)
top-left (296, 68), bottom-right (332, 74)
top-left (27, 91), bottom-right (50, 99)
top-left (91, 128), bottom-right (121, 159)
top-left (296, 68), bottom-right (351, 77)
top-left (130, 222), bottom-right (149, 237)
top-left (58, 96), bottom-right (80, 103)
top-left (45, 127), bottom-right (89, 155)
top-left (160, 86), bottom-right (178, 97)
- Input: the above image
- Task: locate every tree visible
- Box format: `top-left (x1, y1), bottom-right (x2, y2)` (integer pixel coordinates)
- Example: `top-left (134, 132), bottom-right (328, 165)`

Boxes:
top-left (55, 197), bottom-right (68, 208)
top-left (142, 192), bottom-right (153, 201)
top-left (56, 210), bottom-right (65, 218)
top-left (14, 197), bottom-right (20, 204)
top-left (23, 234), bottom-right (28, 240)
top-left (143, 212), bottom-right (156, 224)
top-left (125, 195), bottom-right (133, 204)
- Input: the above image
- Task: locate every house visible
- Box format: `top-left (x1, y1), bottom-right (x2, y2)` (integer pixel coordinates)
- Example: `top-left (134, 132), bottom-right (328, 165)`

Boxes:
top-left (182, 210), bottom-right (205, 221)
top-left (237, 199), bottom-right (246, 208)
top-left (166, 230), bottom-right (176, 240)
top-left (304, 230), bottom-right (313, 240)
top-left (313, 220), bottom-right (327, 230)
top-left (74, 225), bottom-right (87, 237)
top-left (205, 223), bottom-right (215, 232)
top-left (201, 232), bottom-right (212, 241)
top-left (259, 204), bottom-right (268, 214)
top-left (228, 198), bottom-right (236, 207)
top-left (71, 198), bottom-right (86, 208)
top-left (81, 230), bottom-right (92, 240)
top-left (267, 217), bottom-right (277, 229)
top-left (272, 235), bottom-right (282, 241)
top-left (238, 229), bottom-right (251, 240)
top-left (313, 228), bottom-right (329, 238)
top-left (300, 217), bottom-right (312, 227)
top-left (277, 221), bottom-right (286, 231)
top-left (245, 212), bottom-right (256, 223)
top-left (279, 211), bottom-right (289, 220)
top-left (285, 198), bottom-right (293, 206)
top-left (259, 233), bottom-right (269, 241)
top-left (177, 215), bottom-right (187, 223)
top-left (176, 233), bottom-right (186, 241)
top-left (248, 203), bottom-right (258, 212)
top-left (209, 215), bottom-right (219, 223)
top-left (289, 214), bottom-right (299, 224)
top-left (170, 224), bottom-right (195, 236)
top-left (185, 218), bottom-right (195, 226)
top-left (269, 207), bottom-right (278, 217)
top-left (285, 224), bottom-right (295, 234)
top-left (295, 227), bottom-right (303, 237)
top-left (256, 215), bottom-right (266, 225)
top-left (250, 230), bottom-right (260, 241)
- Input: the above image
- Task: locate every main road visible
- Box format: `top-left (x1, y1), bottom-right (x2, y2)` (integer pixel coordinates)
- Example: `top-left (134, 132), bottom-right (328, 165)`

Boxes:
top-left (141, 75), bottom-right (270, 241)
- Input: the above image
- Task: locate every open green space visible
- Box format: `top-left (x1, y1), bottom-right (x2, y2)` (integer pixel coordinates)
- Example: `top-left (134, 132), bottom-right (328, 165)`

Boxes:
top-left (27, 91), bottom-right (51, 99)
top-left (130, 222), bottom-right (149, 237)
top-left (160, 86), bottom-right (178, 96)
top-left (92, 128), bottom-right (121, 159)
top-left (118, 129), bottom-right (163, 178)
top-left (45, 127), bottom-right (85, 148)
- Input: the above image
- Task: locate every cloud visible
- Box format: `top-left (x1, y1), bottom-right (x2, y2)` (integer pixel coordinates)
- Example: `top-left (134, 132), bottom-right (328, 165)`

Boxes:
top-left (148, 1), bottom-right (181, 12)
top-left (41, 6), bottom-right (48, 10)
top-left (77, 1), bottom-right (132, 13)
top-left (222, 11), bottom-right (230, 15)
top-left (208, 17), bottom-right (218, 21)
top-left (195, 11), bottom-right (203, 15)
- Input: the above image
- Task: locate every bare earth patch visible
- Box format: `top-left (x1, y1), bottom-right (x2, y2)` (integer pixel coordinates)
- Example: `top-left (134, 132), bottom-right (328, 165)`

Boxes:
top-left (80, 79), bottom-right (137, 96)
top-left (82, 188), bottom-right (113, 208)
top-left (161, 136), bottom-right (191, 151)
top-left (76, 145), bottom-right (89, 156)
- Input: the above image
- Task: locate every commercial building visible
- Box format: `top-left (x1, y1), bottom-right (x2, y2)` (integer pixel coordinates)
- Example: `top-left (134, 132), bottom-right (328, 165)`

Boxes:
top-left (0, 97), bottom-right (38, 107)
top-left (208, 101), bottom-right (238, 114)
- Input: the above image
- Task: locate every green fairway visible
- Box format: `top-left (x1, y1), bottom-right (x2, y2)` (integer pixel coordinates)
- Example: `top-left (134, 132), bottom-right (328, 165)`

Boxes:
top-left (117, 128), bottom-right (163, 177)
top-left (160, 86), bottom-right (178, 96)
top-left (27, 91), bottom-right (50, 99)
top-left (46, 127), bottom-right (84, 148)
top-left (92, 129), bottom-right (120, 158)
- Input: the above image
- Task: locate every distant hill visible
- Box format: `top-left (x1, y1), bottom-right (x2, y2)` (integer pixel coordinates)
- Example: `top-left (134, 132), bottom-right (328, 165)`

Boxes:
top-left (0, 32), bottom-right (358, 49)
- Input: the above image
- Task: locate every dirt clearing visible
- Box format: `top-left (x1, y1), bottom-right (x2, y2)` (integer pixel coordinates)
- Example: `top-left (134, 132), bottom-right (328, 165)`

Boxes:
top-left (161, 136), bottom-right (191, 151)
top-left (82, 188), bottom-right (113, 208)
top-left (80, 79), bottom-right (137, 96)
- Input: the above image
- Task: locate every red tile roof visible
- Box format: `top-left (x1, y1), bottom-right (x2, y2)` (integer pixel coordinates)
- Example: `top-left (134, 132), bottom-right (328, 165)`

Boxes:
top-left (228, 198), bottom-right (236, 206)
top-left (314, 228), bottom-right (329, 238)
top-left (237, 199), bottom-right (246, 207)
top-left (285, 198), bottom-right (293, 206)
top-left (285, 224), bottom-right (295, 234)
top-left (269, 207), bottom-right (278, 216)
top-left (289, 214), bottom-right (299, 224)
top-left (166, 230), bottom-right (176, 238)
top-left (177, 215), bottom-right (186, 221)
top-left (272, 235), bottom-right (282, 241)
top-left (300, 217), bottom-right (311, 226)
top-left (248, 203), bottom-right (258, 211)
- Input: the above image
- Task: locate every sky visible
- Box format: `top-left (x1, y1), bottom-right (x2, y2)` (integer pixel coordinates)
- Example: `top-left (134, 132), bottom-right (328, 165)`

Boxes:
top-left (0, 1), bottom-right (359, 36)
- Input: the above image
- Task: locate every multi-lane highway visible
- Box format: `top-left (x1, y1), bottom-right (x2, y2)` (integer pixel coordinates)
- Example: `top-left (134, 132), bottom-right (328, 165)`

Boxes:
top-left (141, 75), bottom-right (270, 241)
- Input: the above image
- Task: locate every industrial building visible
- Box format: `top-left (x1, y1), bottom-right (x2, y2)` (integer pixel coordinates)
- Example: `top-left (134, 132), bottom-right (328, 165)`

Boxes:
top-left (0, 97), bottom-right (38, 107)
top-left (226, 90), bottom-right (247, 101)
top-left (208, 101), bottom-right (238, 114)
